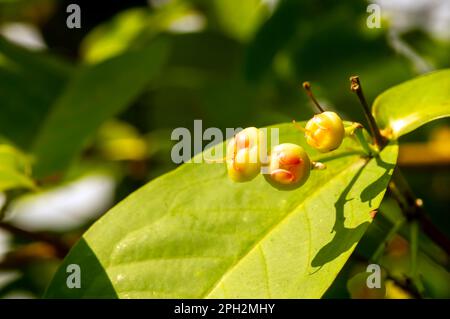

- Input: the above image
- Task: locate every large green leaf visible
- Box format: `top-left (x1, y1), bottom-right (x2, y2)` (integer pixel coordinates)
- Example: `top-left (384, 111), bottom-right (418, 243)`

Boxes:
top-left (32, 39), bottom-right (169, 178)
top-left (372, 69), bottom-right (450, 139)
top-left (45, 122), bottom-right (398, 298)
top-left (0, 37), bottom-right (72, 148)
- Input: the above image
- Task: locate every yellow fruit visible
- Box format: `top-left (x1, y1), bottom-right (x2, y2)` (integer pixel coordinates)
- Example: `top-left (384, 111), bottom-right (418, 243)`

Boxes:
top-left (226, 127), bottom-right (266, 182)
top-left (305, 111), bottom-right (345, 152)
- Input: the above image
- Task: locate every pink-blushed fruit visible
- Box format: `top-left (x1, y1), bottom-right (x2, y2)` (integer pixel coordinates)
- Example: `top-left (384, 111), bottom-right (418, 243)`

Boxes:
top-left (265, 143), bottom-right (310, 190)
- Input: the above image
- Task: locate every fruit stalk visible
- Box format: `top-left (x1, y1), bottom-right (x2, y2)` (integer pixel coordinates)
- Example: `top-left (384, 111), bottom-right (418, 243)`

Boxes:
top-left (350, 76), bottom-right (387, 148)
top-left (389, 168), bottom-right (450, 256)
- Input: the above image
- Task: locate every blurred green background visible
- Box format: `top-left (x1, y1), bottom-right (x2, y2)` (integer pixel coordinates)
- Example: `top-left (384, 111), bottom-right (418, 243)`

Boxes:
top-left (0, 0), bottom-right (449, 298)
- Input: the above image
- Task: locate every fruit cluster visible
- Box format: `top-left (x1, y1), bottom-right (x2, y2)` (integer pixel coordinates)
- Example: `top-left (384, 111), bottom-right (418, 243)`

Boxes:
top-left (226, 82), bottom-right (350, 190)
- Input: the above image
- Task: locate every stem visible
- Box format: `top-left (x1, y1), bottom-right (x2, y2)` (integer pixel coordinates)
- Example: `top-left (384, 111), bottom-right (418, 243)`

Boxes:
top-left (390, 168), bottom-right (450, 256)
top-left (409, 220), bottom-right (425, 294)
top-left (345, 123), bottom-right (377, 157)
top-left (292, 120), bottom-right (308, 133)
top-left (349, 76), bottom-right (387, 148)
top-left (302, 82), bottom-right (325, 113)
top-left (410, 221), bottom-right (419, 277)
top-left (354, 126), bottom-right (375, 157)
top-left (419, 214), bottom-right (450, 257)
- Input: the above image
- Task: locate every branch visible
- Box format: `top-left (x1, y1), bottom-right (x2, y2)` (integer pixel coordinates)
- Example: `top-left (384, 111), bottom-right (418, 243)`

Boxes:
top-left (389, 168), bottom-right (450, 256)
top-left (418, 213), bottom-right (450, 257)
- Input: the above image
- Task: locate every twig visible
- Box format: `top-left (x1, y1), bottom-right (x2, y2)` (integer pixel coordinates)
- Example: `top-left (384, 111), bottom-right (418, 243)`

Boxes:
top-left (410, 221), bottom-right (419, 277)
top-left (418, 213), bottom-right (450, 257)
top-left (389, 169), bottom-right (450, 256)
top-left (409, 220), bottom-right (425, 294)
top-left (350, 76), bottom-right (387, 148)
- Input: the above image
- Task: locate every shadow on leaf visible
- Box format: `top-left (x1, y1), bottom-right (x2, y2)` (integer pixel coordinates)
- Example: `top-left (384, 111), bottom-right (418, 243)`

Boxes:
top-left (312, 161), bottom-right (370, 268)
top-left (360, 156), bottom-right (395, 206)
top-left (45, 238), bottom-right (118, 298)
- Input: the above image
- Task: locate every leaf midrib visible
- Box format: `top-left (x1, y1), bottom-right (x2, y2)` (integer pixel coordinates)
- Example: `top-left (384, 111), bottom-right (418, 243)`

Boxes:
top-left (202, 157), bottom-right (367, 298)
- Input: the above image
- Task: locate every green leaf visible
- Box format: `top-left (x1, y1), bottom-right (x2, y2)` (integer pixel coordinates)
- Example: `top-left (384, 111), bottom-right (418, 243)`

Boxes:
top-left (244, 0), bottom-right (301, 81)
top-left (372, 69), bottom-right (450, 139)
top-left (212, 0), bottom-right (269, 41)
top-left (45, 123), bottom-right (398, 298)
top-left (81, 4), bottom-right (194, 63)
top-left (81, 8), bottom-right (152, 64)
top-left (0, 37), bottom-right (72, 148)
top-left (32, 39), bottom-right (169, 178)
top-left (0, 144), bottom-right (35, 191)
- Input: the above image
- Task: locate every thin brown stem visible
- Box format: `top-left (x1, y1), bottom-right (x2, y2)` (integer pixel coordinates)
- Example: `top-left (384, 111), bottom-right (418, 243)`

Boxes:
top-left (389, 168), bottom-right (450, 256)
top-left (418, 212), bottom-right (450, 257)
top-left (350, 76), bottom-right (387, 148)
top-left (302, 82), bottom-right (325, 113)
